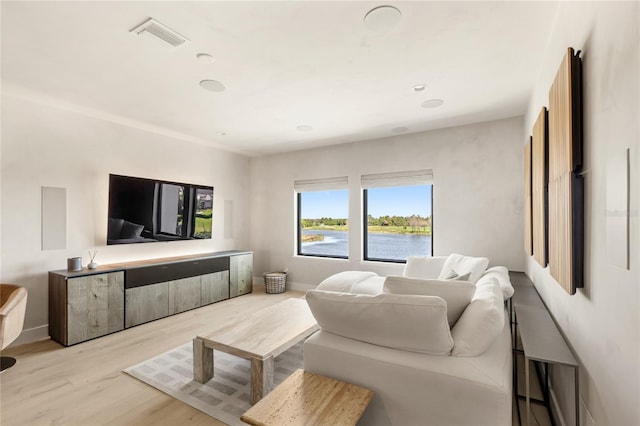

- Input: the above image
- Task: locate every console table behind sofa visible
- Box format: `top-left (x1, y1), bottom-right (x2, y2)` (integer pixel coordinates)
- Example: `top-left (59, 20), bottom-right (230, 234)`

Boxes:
top-left (510, 272), bottom-right (579, 426)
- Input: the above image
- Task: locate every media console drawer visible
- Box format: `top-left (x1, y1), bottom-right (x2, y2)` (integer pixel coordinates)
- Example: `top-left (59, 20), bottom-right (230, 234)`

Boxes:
top-left (125, 257), bottom-right (229, 289)
top-left (49, 251), bottom-right (252, 346)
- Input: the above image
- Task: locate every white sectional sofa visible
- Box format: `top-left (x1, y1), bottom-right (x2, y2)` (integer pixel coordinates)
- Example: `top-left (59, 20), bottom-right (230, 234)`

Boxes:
top-left (303, 254), bottom-right (514, 426)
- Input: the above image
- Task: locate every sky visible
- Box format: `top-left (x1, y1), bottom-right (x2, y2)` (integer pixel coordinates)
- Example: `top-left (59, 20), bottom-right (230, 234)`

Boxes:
top-left (300, 185), bottom-right (432, 219)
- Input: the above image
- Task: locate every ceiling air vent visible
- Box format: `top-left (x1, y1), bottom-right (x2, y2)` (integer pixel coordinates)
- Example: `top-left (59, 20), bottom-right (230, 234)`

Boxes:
top-left (130, 18), bottom-right (189, 47)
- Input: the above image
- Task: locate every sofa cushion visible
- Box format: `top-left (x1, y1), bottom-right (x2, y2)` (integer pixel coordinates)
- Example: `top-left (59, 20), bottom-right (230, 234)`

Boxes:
top-left (383, 276), bottom-right (475, 326)
top-left (481, 266), bottom-right (515, 300)
top-left (306, 290), bottom-right (454, 355)
top-left (316, 271), bottom-right (378, 293)
top-left (437, 253), bottom-right (489, 284)
top-left (403, 256), bottom-right (447, 279)
top-left (443, 270), bottom-right (472, 281)
top-left (451, 277), bottom-right (504, 356)
top-left (350, 276), bottom-right (386, 295)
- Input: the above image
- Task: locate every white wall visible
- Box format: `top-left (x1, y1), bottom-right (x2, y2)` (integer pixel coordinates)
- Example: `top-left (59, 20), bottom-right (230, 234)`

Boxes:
top-left (523, 2), bottom-right (639, 426)
top-left (250, 116), bottom-right (524, 289)
top-left (0, 94), bottom-right (251, 345)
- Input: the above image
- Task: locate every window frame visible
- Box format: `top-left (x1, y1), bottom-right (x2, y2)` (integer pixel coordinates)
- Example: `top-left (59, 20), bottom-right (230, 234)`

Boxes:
top-left (296, 188), bottom-right (349, 260)
top-left (362, 184), bottom-right (434, 263)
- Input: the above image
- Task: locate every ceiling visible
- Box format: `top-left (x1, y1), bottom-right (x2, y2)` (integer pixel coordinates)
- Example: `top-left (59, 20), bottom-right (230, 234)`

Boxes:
top-left (1, 1), bottom-right (560, 156)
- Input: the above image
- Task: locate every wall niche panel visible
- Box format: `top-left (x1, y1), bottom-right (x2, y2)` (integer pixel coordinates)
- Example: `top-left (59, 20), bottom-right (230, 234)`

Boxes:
top-left (548, 47), bottom-right (584, 295)
top-left (532, 108), bottom-right (548, 267)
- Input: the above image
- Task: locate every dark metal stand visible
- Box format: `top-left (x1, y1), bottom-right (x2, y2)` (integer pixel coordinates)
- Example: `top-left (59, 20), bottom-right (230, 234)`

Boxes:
top-left (1, 356), bottom-right (17, 372)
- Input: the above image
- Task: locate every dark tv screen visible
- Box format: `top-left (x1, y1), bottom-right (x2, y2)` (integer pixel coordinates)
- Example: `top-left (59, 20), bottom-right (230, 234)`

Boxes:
top-left (107, 174), bottom-right (213, 245)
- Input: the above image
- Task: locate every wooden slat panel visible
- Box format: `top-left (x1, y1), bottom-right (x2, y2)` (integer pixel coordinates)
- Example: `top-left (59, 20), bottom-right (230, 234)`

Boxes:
top-left (524, 140), bottom-right (533, 256)
top-left (532, 108), bottom-right (547, 266)
top-left (549, 51), bottom-right (574, 179)
top-left (548, 174), bottom-right (573, 293)
top-left (548, 48), bottom-right (579, 294)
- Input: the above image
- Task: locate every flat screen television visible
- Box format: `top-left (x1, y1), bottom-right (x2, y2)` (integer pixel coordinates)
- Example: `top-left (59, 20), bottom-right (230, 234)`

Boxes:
top-left (107, 174), bottom-right (213, 245)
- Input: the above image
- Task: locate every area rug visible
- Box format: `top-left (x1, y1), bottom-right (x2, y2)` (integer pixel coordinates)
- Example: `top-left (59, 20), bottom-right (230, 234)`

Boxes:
top-left (124, 341), bottom-right (303, 426)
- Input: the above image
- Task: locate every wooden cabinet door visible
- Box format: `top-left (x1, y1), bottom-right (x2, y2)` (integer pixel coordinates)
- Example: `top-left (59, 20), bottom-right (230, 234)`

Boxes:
top-left (125, 282), bottom-right (169, 328)
top-left (66, 272), bottom-right (124, 345)
top-left (168, 276), bottom-right (202, 314)
top-left (230, 253), bottom-right (253, 297)
top-left (201, 271), bottom-right (230, 305)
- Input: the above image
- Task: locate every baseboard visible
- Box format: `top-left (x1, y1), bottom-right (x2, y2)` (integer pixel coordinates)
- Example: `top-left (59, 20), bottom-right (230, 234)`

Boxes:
top-left (253, 276), bottom-right (314, 293)
top-left (286, 281), bottom-right (315, 292)
top-left (11, 324), bottom-right (49, 347)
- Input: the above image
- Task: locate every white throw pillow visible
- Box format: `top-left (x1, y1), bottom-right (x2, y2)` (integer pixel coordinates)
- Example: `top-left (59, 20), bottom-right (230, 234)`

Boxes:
top-left (443, 270), bottom-right (472, 281)
top-left (383, 276), bottom-right (475, 326)
top-left (316, 271), bottom-right (378, 293)
top-left (437, 253), bottom-right (489, 284)
top-left (403, 256), bottom-right (447, 279)
top-left (450, 277), bottom-right (504, 356)
top-left (481, 266), bottom-right (515, 300)
top-left (306, 290), bottom-right (454, 355)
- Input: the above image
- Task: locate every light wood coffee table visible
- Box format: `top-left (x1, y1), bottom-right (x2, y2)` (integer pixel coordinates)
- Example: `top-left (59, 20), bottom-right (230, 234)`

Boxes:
top-left (193, 298), bottom-right (319, 404)
top-left (240, 369), bottom-right (374, 426)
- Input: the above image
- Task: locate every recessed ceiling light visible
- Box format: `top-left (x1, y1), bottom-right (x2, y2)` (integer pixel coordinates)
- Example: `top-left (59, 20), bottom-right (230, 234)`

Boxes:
top-left (197, 53), bottom-right (215, 63)
top-left (412, 84), bottom-right (427, 92)
top-left (392, 127), bottom-right (409, 133)
top-left (363, 5), bottom-right (402, 32)
top-left (421, 99), bottom-right (444, 109)
top-left (296, 125), bottom-right (313, 132)
top-left (199, 80), bottom-right (226, 92)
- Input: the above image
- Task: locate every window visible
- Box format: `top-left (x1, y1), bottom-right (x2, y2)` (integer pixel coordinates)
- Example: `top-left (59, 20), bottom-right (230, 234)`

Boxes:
top-left (295, 177), bottom-right (349, 258)
top-left (362, 170), bottom-right (433, 262)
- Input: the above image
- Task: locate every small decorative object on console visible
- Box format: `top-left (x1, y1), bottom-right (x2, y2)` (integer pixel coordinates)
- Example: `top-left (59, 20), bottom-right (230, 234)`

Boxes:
top-left (87, 250), bottom-right (98, 269)
top-left (67, 257), bottom-right (82, 272)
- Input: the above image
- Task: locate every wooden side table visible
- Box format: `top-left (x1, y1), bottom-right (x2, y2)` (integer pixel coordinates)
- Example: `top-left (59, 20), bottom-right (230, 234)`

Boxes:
top-left (240, 369), bottom-right (374, 426)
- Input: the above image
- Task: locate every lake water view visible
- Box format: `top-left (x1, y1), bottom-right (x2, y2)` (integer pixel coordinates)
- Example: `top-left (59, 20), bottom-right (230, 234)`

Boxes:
top-left (301, 230), bottom-right (432, 260)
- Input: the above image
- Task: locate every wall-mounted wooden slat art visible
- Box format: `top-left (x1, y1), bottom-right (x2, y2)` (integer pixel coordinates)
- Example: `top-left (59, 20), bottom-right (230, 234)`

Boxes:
top-left (548, 47), bottom-right (584, 295)
top-left (532, 108), bottom-right (548, 267)
top-left (524, 139), bottom-right (533, 256)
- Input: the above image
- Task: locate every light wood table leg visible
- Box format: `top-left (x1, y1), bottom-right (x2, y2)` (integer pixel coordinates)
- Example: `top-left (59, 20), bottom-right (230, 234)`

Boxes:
top-left (250, 356), bottom-right (274, 405)
top-left (193, 337), bottom-right (214, 383)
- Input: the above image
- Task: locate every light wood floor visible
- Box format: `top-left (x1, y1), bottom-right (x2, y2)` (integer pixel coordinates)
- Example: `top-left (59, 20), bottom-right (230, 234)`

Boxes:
top-left (1, 287), bottom-right (299, 426)
top-left (2, 287), bottom-right (551, 426)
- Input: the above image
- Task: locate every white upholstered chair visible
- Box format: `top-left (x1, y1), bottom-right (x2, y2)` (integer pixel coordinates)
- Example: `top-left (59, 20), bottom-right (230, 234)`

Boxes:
top-left (0, 283), bottom-right (28, 371)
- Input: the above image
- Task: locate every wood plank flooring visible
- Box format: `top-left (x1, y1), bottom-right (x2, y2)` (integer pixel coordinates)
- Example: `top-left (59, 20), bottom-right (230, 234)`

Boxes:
top-left (2, 286), bottom-right (551, 426)
top-left (1, 287), bottom-right (298, 426)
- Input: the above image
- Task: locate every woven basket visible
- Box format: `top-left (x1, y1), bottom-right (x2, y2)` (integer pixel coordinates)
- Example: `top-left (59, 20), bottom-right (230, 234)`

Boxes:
top-left (263, 272), bottom-right (286, 294)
